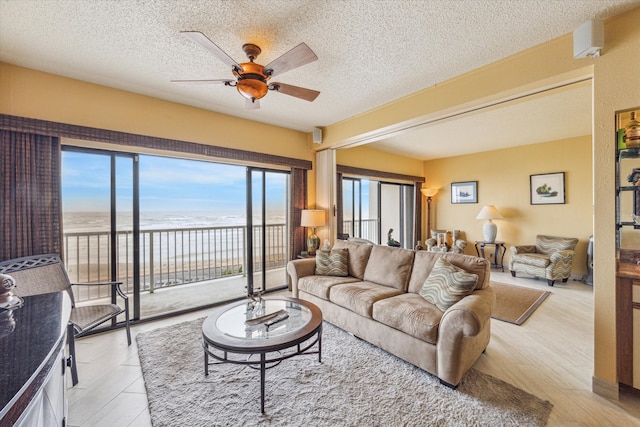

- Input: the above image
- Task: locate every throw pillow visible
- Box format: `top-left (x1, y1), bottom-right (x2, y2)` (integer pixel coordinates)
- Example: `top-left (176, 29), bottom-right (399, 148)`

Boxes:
top-left (315, 248), bottom-right (349, 277)
top-left (419, 257), bottom-right (478, 311)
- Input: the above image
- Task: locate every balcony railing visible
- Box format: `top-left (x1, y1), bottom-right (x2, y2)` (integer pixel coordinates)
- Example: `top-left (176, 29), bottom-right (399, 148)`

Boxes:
top-left (63, 224), bottom-right (287, 302)
top-left (341, 219), bottom-right (379, 242)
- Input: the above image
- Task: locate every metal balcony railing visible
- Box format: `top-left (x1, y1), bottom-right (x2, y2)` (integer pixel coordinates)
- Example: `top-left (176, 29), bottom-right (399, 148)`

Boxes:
top-left (341, 219), bottom-right (379, 242)
top-left (63, 224), bottom-right (287, 302)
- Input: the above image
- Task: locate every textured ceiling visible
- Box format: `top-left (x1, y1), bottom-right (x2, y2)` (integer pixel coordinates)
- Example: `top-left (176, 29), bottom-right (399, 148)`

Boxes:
top-left (1, 0), bottom-right (638, 159)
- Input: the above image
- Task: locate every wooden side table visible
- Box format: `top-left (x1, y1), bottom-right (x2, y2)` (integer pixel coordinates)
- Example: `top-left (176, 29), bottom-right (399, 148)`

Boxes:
top-left (474, 241), bottom-right (506, 271)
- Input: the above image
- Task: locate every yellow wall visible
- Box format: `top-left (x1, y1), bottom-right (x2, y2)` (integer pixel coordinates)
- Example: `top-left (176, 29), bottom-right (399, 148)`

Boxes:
top-left (336, 145), bottom-right (424, 177)
top-left (0, 63), bottom-right (312, 161)
top-left (591, 10), bottom-right (640, 390)
top-left (423, 136), bottom-right (592, 275)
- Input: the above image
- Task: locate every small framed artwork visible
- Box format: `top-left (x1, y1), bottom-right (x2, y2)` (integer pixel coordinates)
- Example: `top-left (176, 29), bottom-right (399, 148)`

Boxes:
top-left (451, 181), bottom-right (478, 204)
top-left (530, 172), bottom-right (565, 205)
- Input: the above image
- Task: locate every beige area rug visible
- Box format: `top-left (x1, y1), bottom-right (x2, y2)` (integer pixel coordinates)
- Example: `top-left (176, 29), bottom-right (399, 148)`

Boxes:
top-left (137, 318), bottom-right (553, 426)
top-left (491, 282), bottom-right (551, 325)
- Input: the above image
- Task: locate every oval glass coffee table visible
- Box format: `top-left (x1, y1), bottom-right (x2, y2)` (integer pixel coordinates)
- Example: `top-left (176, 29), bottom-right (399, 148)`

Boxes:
top-left (202, 296), bottom-right (322, 413)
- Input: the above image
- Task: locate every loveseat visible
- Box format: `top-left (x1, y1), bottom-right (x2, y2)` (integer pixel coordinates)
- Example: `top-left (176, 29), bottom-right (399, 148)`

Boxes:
top-left (286, 239), bottom-right (494, 387)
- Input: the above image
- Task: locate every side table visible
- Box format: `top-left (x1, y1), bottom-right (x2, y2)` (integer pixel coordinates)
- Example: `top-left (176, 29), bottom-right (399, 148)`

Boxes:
top-left (474, 241), bottom-right (506, 271)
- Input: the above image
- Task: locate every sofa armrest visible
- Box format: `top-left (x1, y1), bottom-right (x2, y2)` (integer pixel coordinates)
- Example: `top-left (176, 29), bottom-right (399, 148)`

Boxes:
top-left (440, 288), bottom-right (495, 337)
top-left (510, 245), bottom-right (536, 255)
top-left (286, 258), bottom-right (316, 298)
top-left (549, 249), bottom-right (575, 264)
top-left (436, 287), bottom-right (495, 385)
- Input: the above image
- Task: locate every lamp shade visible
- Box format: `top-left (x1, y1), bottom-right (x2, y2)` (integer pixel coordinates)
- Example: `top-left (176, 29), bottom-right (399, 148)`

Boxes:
top-left (421, 188), bottom-right (439, 198)
top-left (301, 209), bottom-right (326, 227)
top-left (475, 205), bottom-right (503, 220)
top-left (476, 205), bottom-right (503, 243)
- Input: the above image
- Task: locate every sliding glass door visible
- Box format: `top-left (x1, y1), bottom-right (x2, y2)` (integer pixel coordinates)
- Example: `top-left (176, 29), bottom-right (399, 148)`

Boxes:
top-left (380, 182), bottom-right (415, 249)
top-left (247, 168), bottom-right (290, 294)
top-left (341, 177), bottom-right (414, 248)
top-left (137, 156), bottom-right (249, 318)
top-left (61, 147), bottom-right (137, 326)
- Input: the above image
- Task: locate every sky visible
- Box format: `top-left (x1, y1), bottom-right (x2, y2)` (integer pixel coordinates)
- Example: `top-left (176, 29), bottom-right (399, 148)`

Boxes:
top-left (61, 151), bottom-right (286, 214)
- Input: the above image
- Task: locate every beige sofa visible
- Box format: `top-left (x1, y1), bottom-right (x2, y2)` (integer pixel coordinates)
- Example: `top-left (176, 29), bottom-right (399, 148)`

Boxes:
top-left (286, 240), bottom-right (495, 387)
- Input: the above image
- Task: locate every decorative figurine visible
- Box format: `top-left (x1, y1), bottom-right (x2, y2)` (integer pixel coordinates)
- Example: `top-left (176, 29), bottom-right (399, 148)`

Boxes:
top-left (386, 228), bottom-right (401, 247)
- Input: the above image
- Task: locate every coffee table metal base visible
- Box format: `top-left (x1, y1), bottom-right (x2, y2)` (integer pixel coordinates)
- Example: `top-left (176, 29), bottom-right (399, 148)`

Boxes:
top-left (201, 298), bottom-right (323, 414)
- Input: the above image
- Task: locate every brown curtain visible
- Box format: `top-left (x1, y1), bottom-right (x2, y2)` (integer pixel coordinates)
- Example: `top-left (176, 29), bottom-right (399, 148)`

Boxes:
top-left (289, 167), bottom-right (307, 261)
top-left (1, 131), bottom-right (61, 260)
top-left (414, 181), bottom-right (423, 246)
top-left (336, 172), bottom-right (344, 236)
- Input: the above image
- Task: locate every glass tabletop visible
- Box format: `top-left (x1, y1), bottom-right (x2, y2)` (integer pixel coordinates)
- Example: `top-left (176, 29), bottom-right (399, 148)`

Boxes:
top-left (215, 299), bottom-right (312, 340)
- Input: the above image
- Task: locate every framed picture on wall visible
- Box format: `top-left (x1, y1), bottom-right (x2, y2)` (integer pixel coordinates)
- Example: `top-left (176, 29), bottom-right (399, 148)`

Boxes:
top-left (451, 181), bottom-right (478, 204)
top-left (530, 172), bottom-right (565, 204)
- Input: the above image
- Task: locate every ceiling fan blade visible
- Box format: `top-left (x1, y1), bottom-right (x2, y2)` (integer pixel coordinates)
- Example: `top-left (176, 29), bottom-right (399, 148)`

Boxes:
top-left (264, 43), bottom-right (317, 78)
top-left (270, 82), bottom-right (320, 102)
top-left (171, 79), bottom-right (234, 86)
top-left (245, 98), bottom-right (260, 110)
top-left (180, 31), bottom-right (242, 72)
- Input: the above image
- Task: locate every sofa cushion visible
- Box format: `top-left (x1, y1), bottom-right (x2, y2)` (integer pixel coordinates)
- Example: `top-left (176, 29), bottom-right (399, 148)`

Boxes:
top-left (298, 275), bottom-right (359, 300)
top-left (315, 248), bottom-right (349, 276)
top-left (372, 293), bottom-right (442, 344)
top-left (330, 281), bottom-right (404, 318)
top-left (408, 251), bottom-right (490, 293)
top-left (363, 245), bottom-right (415, 291)
top-left (510, 252), bottom-right (550, 268)
top-left (333, 239), bottom-right (373, 280)
top-left (419, 258), bottom-right (478, 312)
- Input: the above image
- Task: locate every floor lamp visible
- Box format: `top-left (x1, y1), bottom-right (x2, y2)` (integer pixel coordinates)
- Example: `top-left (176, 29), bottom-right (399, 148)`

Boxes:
top-left (421, 188), bottom-right (439, 236)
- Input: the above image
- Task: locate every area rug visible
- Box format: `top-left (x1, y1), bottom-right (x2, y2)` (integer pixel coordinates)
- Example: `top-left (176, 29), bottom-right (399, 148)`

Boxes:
top-left (491, 282), bottom-right (551, 325)
top-left (137, 318), bottom-right (553, 426)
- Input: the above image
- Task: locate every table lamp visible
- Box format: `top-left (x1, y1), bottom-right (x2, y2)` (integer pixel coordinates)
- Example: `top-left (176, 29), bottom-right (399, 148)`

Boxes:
top-left (475, 205), bottom-right (503, 243)
top-left (301, 209), bottom-right (326, 255)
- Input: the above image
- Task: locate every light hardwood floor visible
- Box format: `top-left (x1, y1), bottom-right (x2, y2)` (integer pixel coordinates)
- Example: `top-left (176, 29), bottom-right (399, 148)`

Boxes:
top-left (66, 271), bottom-right (640, 426)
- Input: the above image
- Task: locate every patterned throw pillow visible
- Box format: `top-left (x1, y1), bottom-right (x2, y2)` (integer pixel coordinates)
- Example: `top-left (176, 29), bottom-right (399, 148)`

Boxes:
top-left (315, 248), bottom-right (349, 277)
top-left (419, 257), bottom-right (478, 311)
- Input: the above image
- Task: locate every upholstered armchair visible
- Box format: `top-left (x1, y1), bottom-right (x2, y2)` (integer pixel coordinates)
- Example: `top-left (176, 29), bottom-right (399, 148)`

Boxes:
top-left (509, 235), bottom-right (579, 286)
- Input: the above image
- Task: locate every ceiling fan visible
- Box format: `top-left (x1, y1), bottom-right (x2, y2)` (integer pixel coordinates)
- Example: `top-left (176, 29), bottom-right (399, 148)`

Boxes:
top-left (172, 31), bottom-right (320, 110)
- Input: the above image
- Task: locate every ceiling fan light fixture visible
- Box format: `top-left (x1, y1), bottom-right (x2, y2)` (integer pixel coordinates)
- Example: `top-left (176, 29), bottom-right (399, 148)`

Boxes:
top-left (234, 61), bottom-right (269, 101)
top-left (236, 78), bottom-right (268, 101)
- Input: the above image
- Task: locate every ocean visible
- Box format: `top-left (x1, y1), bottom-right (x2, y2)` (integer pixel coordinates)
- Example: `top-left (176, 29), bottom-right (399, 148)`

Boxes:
top-left (63, 210), bottom-right (287, 233)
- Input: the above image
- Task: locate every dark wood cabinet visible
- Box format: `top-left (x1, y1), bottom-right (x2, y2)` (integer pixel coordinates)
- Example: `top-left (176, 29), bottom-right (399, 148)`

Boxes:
top-left (616, 264), bottom-right (640, 390)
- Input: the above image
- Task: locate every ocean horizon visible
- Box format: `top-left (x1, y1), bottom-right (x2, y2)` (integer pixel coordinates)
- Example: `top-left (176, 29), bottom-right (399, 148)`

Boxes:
top-left (63, 210), bottom-right (286, 233)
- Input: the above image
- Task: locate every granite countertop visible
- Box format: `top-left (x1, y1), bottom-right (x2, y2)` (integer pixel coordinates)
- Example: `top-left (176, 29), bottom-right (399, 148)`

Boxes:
top-left (0, 291), bottom-right (71, 422)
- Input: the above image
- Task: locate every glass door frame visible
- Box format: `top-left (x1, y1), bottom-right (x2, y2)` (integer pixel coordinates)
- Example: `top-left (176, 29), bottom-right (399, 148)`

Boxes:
top-left (378, 181), bottom-right (415, 249)
top-left (246, 166), bottom-right (291, 296)
top-left (61, 145), bottom-right (141, 321)
top-left (342, 177), bottom-right (363, 239)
